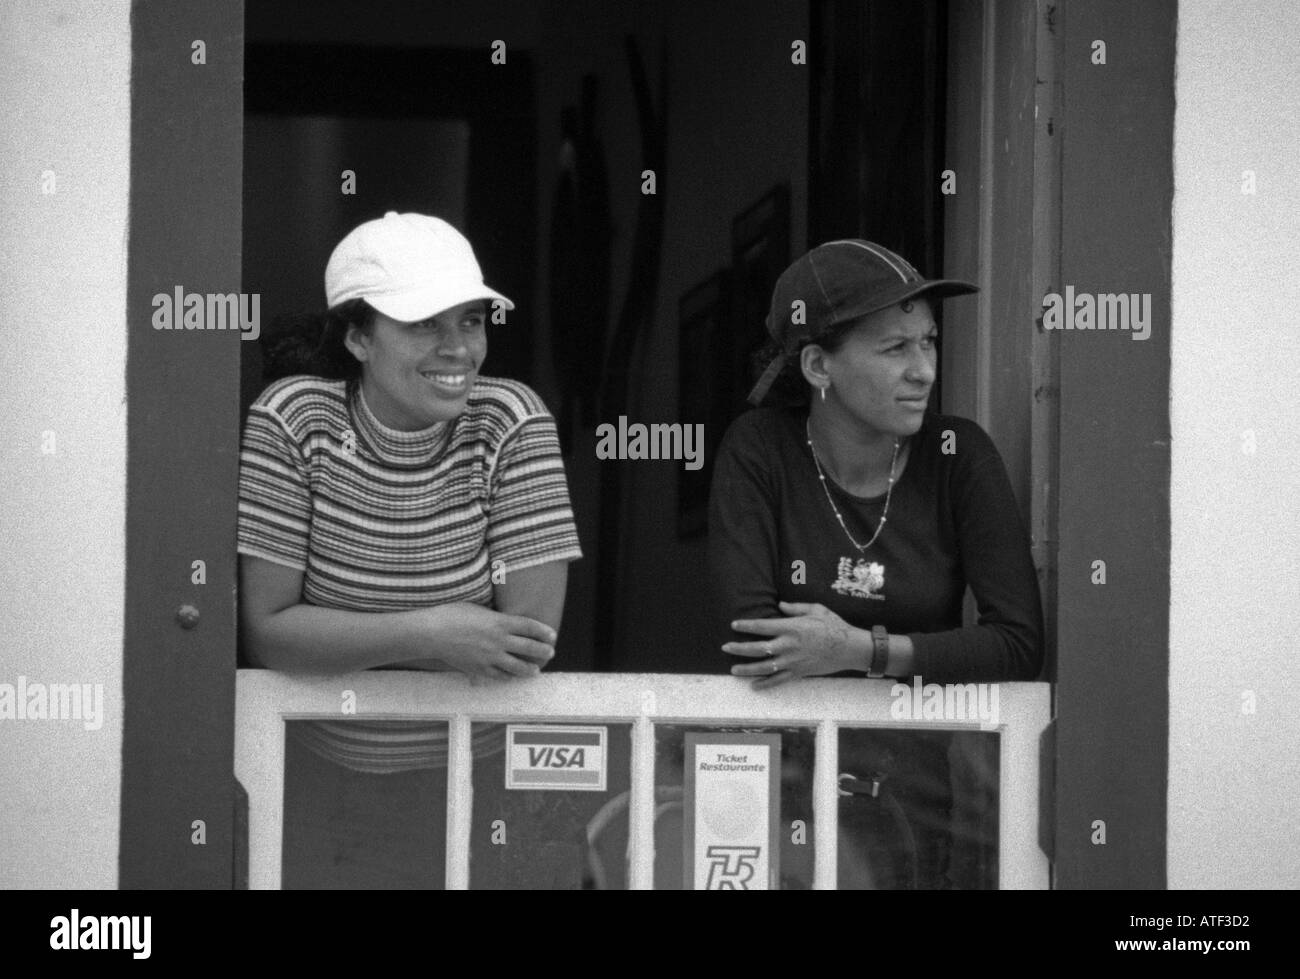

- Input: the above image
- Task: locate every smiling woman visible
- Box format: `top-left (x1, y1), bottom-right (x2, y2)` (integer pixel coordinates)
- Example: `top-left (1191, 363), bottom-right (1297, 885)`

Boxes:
top-left (242, 213), bottom-right (580, 675)
top-left (237, 212), bottom-right (582, 887)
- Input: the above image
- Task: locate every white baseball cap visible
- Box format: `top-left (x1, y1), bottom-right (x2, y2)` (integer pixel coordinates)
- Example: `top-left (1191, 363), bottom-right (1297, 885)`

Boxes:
top-left (324, 211), bottom-right (515, 322)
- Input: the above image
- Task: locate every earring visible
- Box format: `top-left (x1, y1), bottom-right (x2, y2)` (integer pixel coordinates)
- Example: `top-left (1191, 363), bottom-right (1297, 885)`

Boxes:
top-left (820, 386), bottom-right (827, 403)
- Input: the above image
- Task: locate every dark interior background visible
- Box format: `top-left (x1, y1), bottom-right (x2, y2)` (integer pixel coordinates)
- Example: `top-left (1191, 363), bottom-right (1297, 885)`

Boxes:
top-left (241, 0), bottom-right (947, 673)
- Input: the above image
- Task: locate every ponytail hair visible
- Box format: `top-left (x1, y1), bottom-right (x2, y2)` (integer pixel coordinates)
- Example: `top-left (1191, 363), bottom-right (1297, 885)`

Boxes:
top-left (750, 338), bottom-right (810, 408)
top-left (749, 321), bottom-right (856, 409)
top-left (261, 298), bottom-right (375, 392)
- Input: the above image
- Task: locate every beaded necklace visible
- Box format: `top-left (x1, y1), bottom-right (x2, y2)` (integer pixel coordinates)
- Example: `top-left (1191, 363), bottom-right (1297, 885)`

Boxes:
top-left (806, 419), bottom-right (899, 601)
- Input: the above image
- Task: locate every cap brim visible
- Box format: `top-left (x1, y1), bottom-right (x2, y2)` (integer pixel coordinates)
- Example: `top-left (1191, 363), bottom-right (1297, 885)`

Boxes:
top-left (365, 284), bottom-right (515, 323)
top-left (830, 278), bottom-right (978, 328)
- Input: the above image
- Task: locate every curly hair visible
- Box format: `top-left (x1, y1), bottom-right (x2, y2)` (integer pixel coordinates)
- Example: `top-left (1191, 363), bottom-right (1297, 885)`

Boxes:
top-left (260, 298), bottom-right (375, 394)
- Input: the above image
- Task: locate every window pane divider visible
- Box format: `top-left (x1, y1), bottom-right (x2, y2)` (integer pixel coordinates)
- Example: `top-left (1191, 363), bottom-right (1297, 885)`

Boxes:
top-left (445, 714), bottom-right (473, 890)
top-left (629, 715), bottom-right (656, 889)
top-left (813, 719), bottom-right (839, 889)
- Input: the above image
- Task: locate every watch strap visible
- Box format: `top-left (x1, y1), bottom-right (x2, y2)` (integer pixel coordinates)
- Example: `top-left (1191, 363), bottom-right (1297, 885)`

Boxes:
top-left (869, 625), bottom-right (889, 678)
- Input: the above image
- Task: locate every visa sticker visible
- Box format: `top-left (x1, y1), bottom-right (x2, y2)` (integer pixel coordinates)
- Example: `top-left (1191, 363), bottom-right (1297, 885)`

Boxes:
top-left (505, 725), bottom-right (607, 791)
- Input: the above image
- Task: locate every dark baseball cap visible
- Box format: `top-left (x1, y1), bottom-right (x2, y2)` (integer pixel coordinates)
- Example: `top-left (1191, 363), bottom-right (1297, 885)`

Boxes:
top-left (747, 239), bottom-right (978, 406)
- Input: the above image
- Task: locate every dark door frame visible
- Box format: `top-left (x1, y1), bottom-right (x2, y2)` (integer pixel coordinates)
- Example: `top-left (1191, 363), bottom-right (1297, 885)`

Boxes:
top-left (1052, 0), bottom-right (1174, 888)
top-left (121, 0), bottom-right (245, 887)
top-left (939, 0), bottom-right (1173, 888)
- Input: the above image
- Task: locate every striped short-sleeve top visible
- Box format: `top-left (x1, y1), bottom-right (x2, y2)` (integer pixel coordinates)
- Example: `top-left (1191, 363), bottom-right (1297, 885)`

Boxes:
top-left (237, 374), bottom-right (583, 612)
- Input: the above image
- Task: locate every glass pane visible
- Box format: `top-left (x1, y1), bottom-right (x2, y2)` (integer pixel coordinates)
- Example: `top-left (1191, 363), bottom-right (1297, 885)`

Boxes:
top-left (281, 719), bottom-right (449, 889)
top-left (469, 722), bottom-right (632, 890)
top-left (836, 728), bottom-right (1001, 889)
top-left (654, 724), bottom-right (817, 890)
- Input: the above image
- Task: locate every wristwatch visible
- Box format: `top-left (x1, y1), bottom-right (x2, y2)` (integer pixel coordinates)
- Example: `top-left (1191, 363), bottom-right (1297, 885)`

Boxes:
top-left (868, 625), bottom-right (889, 678)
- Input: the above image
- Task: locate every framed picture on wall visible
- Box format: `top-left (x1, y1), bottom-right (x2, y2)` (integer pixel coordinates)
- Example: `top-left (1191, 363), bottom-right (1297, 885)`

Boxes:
top-left (677, 270), bottom-right (731, 539)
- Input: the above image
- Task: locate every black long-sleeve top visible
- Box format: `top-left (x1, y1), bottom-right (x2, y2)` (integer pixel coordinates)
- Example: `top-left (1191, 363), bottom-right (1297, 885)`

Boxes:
top-left (707, 406), bottom-right (1044, 683)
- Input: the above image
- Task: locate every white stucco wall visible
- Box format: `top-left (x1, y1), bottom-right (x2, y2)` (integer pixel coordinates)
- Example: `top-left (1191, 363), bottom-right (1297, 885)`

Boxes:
top-left (1169, 0), bottom-right (1300, 887)
top-left (0, 0), bottom-right (131, 888)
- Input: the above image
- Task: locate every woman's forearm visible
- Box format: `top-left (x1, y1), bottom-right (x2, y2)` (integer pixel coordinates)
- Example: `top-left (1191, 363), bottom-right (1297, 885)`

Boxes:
top-left (245, 603), bottom-right (427, 674)
top-left (885, 633), bottom-right (916, 678)
top-left (904, 623), bottom-right (1041, 682)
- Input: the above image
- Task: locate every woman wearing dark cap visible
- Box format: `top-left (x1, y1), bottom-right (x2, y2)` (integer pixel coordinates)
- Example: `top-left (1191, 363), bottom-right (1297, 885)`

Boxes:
top-left (708, 240), bottom-right (1044, 890)
top-left (710, 239), bottom-right (1043, 686)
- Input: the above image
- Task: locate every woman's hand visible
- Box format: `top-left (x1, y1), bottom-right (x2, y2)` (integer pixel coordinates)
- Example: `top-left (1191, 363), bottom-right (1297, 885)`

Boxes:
top-left (407, 602), bottom-right (557, 679)
top-left (723, 601), bottom-right (870, 690)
